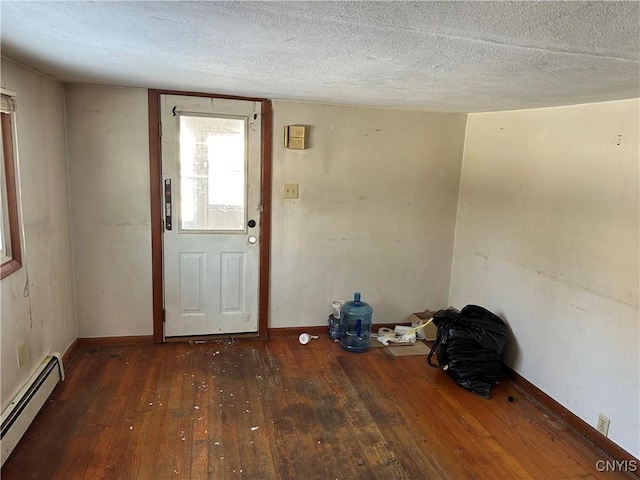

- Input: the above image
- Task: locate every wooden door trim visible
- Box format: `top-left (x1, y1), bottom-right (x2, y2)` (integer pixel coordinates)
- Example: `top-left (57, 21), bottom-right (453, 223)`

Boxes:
top-left (258, 100), bottom-right (272, 338)
top-left (148, 90), bottom-right (272, 343)
top-left (148, 91), bottom-right (163, 343)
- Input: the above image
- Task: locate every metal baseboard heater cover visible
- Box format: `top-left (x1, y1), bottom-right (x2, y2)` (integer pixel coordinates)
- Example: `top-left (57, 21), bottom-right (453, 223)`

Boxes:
top-left (0, 353), bottom-right (64, 465)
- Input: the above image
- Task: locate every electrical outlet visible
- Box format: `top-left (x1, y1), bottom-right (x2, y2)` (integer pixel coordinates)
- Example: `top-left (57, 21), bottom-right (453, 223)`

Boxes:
top-left (597, 413), bottom-right (610, 437)
top-left (283, 183), bottom-right (299, 199)
top-left (17, 343), bottom-right (27, 368)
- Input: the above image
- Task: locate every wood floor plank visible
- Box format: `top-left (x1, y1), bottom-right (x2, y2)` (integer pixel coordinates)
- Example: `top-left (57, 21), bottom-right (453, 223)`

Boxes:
top-left (53, 351), bottom-right (107, 480)
top-left (269, 338), bottom-right (332, 479)
top-left (243, 342), bottom-right (278, 479)
top-left (154, 343), bottom-right (189, 478)
top-left (2, 338), bottom-right (634, 480)
top-left (206, 343), bottom-right (227, 479)
top-left (100, 348), bottom-right (152, 480)
top-left (76, 349), bottom-right (139, 480)
top-left (291, 341), bottom-right (360, 480)
top-left (190, 345), bottom-right (211, 480)
top-left (133, 345), bottom-right (172, 479)
top-left (251, 341), bottom-right (298, 480)
top-left (233, 346), bottom-right (262, 479)
top-left (218, 341), bottom-right (245, 478)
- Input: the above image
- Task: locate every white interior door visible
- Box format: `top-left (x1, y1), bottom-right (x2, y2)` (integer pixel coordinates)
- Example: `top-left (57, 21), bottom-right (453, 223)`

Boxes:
top-left (161, 95), bottom-right (261, 337)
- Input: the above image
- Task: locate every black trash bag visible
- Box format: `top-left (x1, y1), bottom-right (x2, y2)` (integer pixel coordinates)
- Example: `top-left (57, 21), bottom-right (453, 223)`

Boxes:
top-left (427, 305), bottom-right (509, 399)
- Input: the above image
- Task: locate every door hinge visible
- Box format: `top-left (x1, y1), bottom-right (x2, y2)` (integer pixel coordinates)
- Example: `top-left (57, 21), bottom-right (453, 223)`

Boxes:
top-left (162, 309), bottom-right (166, 323)
top-left (161, 217), bottom-right (165, 232)
top-left (159, 122), bottom-right (162, 138)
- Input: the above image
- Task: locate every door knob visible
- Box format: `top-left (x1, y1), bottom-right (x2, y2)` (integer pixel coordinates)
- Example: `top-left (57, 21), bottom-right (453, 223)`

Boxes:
top-left (247, 219), bottom-right (256, 228)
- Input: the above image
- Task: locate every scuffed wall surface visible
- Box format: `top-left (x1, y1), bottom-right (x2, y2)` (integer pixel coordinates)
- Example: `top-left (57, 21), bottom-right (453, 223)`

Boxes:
top-left (65, 85), bottom-right (152, 337)
top-left (450, 99), bottom-right (639, 457)
top-left (0, 58), bottom-right (76, 409)
top-left (271, 101), bottom-right (467, 327)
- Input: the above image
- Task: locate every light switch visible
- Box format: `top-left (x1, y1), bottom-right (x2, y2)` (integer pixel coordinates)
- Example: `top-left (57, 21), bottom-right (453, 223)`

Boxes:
top-left (283, 183), bottom-right (299, 199)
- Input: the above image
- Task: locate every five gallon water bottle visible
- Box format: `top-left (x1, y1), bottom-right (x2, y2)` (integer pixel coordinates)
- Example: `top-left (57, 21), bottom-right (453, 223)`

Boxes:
top-left (340, 292), bottom-right (373, 353)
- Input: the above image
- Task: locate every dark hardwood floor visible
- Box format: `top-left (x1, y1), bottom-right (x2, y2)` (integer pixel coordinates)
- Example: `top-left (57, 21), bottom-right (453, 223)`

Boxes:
top-left (2, 338), bottom-right (629, 479)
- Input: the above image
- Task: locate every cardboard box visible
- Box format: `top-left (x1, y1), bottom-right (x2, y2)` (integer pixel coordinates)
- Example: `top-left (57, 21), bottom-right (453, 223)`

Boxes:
top-left (408, 310), bottom-right (438, 341)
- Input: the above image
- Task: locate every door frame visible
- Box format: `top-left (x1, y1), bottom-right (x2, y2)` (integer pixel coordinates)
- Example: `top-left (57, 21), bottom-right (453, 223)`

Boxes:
top-left (148, 90), bottom-right (272, 343)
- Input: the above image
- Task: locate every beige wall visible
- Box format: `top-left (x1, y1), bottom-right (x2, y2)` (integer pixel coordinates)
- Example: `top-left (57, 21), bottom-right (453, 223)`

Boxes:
top-left (450, 99), bottom-right (639, 457)
top-left (271, 101), bottom-right (467, 326)
top-left (65, 85), bottom-right (152, 337)
top-left (64, 93), bottom-right (466, 335)
top-left (0, 58), bottom-right (76, 409)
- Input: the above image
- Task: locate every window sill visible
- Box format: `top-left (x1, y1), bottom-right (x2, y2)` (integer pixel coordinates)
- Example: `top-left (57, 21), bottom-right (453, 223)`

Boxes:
top-left (1, 258), bottom-right (22, 279)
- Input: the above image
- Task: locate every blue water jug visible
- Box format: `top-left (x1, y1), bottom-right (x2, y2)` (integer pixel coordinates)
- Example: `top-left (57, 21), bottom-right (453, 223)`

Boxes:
top-left (340, 292), bottom-right (373, 353)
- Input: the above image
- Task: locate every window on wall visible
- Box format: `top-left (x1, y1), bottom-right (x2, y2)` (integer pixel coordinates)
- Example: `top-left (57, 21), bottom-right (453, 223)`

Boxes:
top-left (1, 90), bottom-right (22, 279)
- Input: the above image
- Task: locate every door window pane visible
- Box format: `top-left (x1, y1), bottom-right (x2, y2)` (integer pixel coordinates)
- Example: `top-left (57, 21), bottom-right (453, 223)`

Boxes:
top-left (179, 115), bottom-right (246, 231)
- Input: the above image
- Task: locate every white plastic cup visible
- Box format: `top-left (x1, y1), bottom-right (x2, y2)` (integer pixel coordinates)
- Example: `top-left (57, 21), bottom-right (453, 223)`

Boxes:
top-left (298, 333), bottom-right (319, 344)
top-left (331, 300), bottom-right (345, 318)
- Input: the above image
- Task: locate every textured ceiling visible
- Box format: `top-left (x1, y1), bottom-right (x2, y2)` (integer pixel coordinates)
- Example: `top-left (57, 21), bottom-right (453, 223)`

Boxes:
top-left (1, 1), bottom-right (639, 112)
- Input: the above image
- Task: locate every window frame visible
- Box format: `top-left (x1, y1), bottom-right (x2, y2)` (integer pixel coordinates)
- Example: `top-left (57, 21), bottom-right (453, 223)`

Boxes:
top-left (1, 110), bottom-right (22, 279)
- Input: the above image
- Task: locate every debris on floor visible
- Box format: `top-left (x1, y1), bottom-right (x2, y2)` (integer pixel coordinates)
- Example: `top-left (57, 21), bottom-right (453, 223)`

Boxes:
top-left (386, 342), bottom-right (432, 357)
top-left (375, 320), bottom-right (433, 346)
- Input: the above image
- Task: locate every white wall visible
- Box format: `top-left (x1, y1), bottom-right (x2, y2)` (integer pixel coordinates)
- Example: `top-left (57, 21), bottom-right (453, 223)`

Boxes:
top-left (0, 58), bottom-right (76, 409)
top-left (65, 85), bottom-right (152, 337)
top-left (271, 101), bottom-right (467, 327)
top-left (450, 99), bottom-right (639, 457)
top-left (63, 94), bottom-right (466, 335)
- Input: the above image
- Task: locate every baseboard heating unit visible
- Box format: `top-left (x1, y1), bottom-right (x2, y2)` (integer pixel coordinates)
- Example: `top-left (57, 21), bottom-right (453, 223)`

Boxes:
top-left (1, 353), bottom-right (64, 465)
